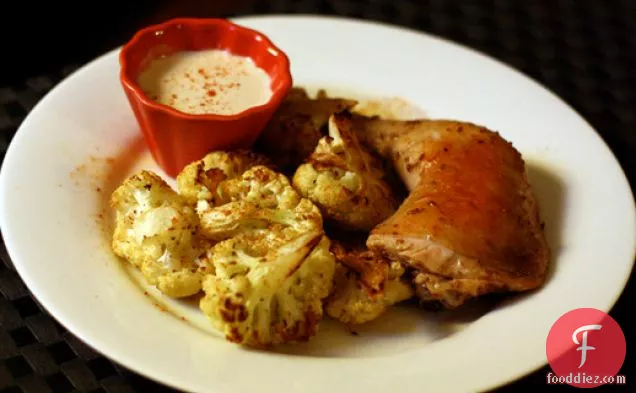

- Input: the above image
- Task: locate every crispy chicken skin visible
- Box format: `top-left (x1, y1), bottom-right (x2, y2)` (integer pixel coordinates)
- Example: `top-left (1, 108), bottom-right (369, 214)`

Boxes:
top-left (350, 116), bottom-right (550, 308)
top-left (254, 90), bottom-right (357, 171)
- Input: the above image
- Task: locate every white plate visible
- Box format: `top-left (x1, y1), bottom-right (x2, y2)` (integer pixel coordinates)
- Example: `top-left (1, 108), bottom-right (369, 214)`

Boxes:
top-left (1, 15), bottom-right (634, 393)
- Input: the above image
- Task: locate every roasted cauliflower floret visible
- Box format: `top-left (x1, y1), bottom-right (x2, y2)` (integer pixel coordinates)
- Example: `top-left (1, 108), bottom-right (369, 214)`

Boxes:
top-left (196, 165), bottom-right (336, 347)
top-left (176, 150), bottom-right (271, 205)
top-left (325, 236), bottom-right (413, 324)
top-left (200, 232), bottom-right (334, 347)
top-left (111, 171), bottom-right (210, 298)
top-left (330, 236), bottom-right (389, 296)
top-left (254, 92), bottom-right (358, 172)
top-left (199, 198), bottom-right (321, 243)
top-left (215, 165), bottom-right (302, 209)
top-left (293, 112), bottom-right (398, 231)
top-left (326, 261), bottom-right (413, 325)
top-left (196, 166), bottom-right (307, 237)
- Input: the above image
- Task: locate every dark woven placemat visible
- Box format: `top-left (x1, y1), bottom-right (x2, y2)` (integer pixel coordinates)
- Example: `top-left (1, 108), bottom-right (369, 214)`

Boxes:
top-left (1, 1), bottom-right (634, 392)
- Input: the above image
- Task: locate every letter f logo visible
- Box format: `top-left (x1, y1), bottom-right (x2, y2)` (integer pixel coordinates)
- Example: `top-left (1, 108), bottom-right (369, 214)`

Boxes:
top-left (572, 325), bottom-right (602, 368)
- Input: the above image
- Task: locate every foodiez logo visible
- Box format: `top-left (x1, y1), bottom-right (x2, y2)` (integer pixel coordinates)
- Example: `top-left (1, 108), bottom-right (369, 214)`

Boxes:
top-left (572, 324), bottom-right (602, 368)
top-left (546, 308), bottom-right (626, 388)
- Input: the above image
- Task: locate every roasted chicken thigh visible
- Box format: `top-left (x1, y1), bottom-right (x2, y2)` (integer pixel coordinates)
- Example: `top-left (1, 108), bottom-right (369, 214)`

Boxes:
top-left (345, 114), bottom-right (550, 308)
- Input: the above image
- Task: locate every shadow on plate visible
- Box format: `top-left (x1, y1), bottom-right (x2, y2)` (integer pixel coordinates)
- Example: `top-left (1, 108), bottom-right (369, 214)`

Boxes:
top-left (261, 296), bottom-right (499, 358)
top-left (524, 162), bottom-right (565, 286)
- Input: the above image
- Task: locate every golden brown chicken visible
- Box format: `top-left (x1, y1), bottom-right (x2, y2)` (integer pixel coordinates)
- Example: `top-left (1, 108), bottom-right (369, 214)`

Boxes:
top-left (346, 114), bottom-right (550, 308)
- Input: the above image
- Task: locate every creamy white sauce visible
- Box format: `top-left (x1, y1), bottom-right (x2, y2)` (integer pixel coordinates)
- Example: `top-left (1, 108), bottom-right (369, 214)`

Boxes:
top-left (138, 49), bottom-right (273, 115)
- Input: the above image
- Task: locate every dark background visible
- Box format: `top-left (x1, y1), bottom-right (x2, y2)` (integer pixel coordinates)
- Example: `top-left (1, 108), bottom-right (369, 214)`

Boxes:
top-left (0, 0), bottom-right (634, 392)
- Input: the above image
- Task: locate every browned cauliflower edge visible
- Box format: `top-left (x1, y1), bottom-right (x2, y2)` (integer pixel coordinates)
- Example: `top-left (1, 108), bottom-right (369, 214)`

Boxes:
top-left (200, 232), bottom-right (334, 347)
top-left (196, 166), bottom-right (337, 347)
top-left (292, 112), bottom-right (398, 231)
top-left (326, 260), bottom-right (413, 325)
top-left (176, 150), bottom-right (272, 205)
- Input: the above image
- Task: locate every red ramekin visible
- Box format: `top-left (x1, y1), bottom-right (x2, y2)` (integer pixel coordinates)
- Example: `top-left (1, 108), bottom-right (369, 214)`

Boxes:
top-left (119, 18), bottom-right (292, 177)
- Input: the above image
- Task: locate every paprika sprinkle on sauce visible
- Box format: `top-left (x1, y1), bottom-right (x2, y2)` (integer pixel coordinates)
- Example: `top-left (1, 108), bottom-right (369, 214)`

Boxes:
top-left (138, 49), bottom-right (272, 115)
